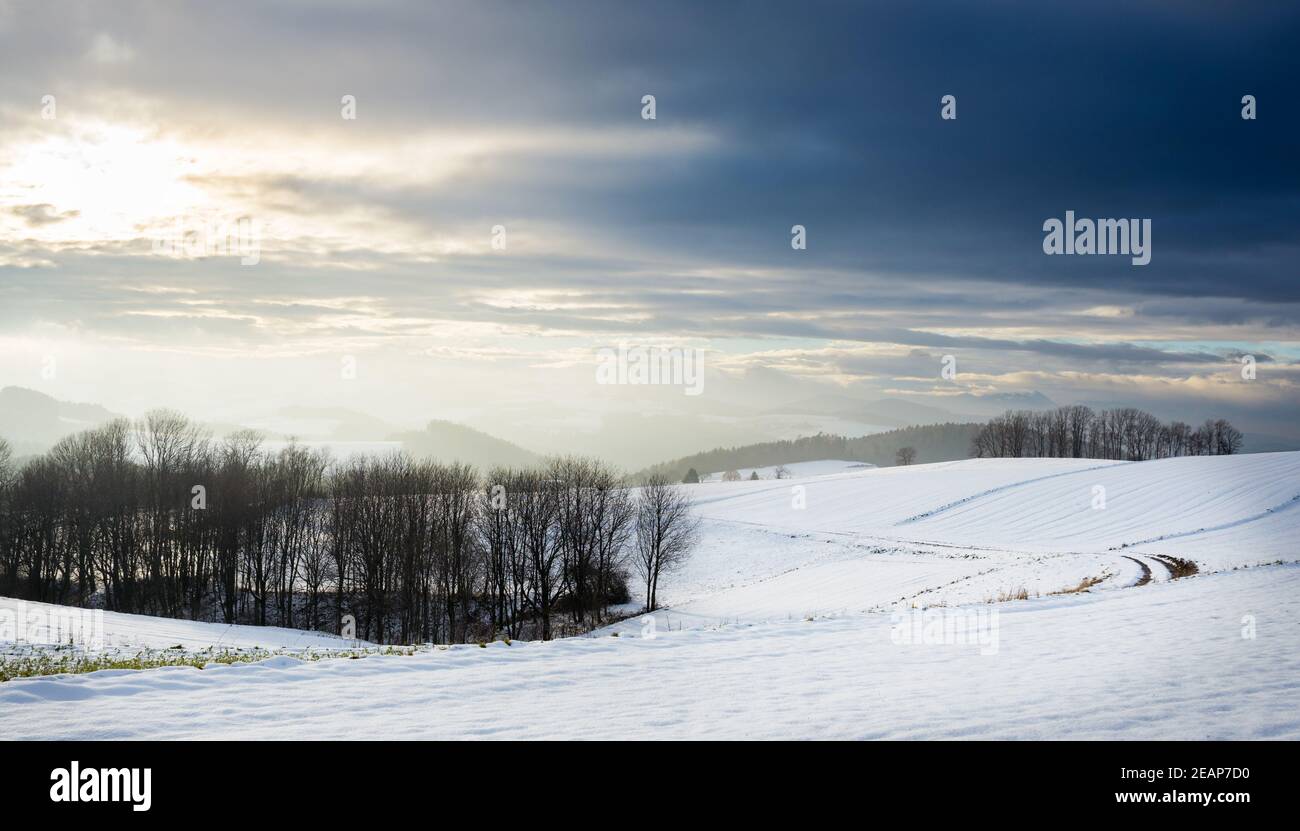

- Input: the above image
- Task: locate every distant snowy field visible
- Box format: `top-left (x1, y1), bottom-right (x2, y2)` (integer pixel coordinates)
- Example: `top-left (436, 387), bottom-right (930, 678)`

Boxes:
top-left (699, 459), bottom-right (874, 482)
top-left (3, 453), bottom-right (1298, 740)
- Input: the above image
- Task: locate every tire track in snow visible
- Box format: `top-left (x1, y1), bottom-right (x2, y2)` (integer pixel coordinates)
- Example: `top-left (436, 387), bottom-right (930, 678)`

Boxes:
top-left (1122, 554), bottom-right (1197, 586)
top-left (1149, 553), bottom-right (1198, 579)
top-left (1123, 556), bottom-right (1153, 587)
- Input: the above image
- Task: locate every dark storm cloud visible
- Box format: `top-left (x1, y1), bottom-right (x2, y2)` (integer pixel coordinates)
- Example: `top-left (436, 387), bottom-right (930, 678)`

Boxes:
top-left (5, 0), bottom-right (1297, 305)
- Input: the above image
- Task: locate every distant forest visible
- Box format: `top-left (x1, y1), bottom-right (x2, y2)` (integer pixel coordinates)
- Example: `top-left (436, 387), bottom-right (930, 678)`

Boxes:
top-left (971, 407), bottom-right (1242, 460)
top-left (639, 406), bottom-right (1245, 483)
top-left (636, 423), bottom-right (983, 482)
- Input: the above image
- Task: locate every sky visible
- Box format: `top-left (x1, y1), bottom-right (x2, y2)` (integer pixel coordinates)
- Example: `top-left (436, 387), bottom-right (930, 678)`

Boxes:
top-left (1, 0), bottom-right (1298, 451)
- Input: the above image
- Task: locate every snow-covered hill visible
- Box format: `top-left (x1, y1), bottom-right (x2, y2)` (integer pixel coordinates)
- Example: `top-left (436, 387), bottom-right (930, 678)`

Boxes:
top-left (2, 453), bottom-right (1297, 739)
top-left (626, 453), bottom-right (1300, 629)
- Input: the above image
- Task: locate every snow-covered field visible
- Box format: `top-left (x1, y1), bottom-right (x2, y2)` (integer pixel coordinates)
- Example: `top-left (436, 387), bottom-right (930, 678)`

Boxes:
top-left (0, 597), bottom-right (364, 653)
top-left (699, 459), bottom-right (875, 482)
top-left (3, 453), bottom-right (1298, 740)
top-left (638, 453), bottom-right (1300, 626)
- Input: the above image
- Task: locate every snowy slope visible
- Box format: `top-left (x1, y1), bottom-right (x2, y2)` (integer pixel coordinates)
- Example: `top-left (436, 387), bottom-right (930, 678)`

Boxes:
top-left (3, 564), bottom-right (1296, 739)
top-left (0, 596), bottom-right (363, 652)
top-left (628, 453), bottom-right (1300, 629)
top-left (902, 453), bottom-right (1300, 554)
top-left (688, 457), bottom-right (1124, 530)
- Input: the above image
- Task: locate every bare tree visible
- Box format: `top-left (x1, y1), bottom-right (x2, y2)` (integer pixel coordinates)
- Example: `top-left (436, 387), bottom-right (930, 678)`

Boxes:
top-left (0, 437), bottom-right (15, 595)
top-left (591, 473), bottom-right (634, 622)
top-left (518, 469), bottom-right (562, 639)
top-left (135, 409), bottom-right (210, 616)
top-left (433, 461), bottom-right (479, 642)
top-left (477, 469), bottom-right (515, 636)
top-left (0, 437), bottom-right (11, 481)
top-left (552, 456), bottom-right (600, 626)
top-left (894, 446), bottom-right (917, 466)
top-left (633, 475), bottom-right (700, 612)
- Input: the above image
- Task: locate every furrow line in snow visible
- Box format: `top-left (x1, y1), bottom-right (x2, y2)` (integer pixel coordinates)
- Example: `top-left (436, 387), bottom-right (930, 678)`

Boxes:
top-left (1110, 492), bottom-right (1300, 550)
top-left (894, 462), bottom-right (1125, 525)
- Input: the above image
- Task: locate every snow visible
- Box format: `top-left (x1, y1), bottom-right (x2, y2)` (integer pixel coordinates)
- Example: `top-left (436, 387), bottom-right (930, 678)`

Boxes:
top-left (2, 565), bottom-right (1295, 739)
top-left (0, 596), bottom-right (363, 652)
top-left (3, 452), bottom-right (1298, 739)
top-left (636, 453), bottom-right (1300, 623)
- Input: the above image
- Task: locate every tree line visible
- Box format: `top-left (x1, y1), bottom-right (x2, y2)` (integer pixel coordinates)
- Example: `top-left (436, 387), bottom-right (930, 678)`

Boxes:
top-left (644, 423), bottom-right (983, 483)
top-left (0, 412), bottom-right (699, 644)
top-left (970, 406), bottom-right (1243, 460)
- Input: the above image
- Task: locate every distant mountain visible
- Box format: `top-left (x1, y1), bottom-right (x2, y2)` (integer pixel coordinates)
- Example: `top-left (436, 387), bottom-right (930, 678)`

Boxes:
top-left (862, 397), bottom-right (967, 425)
top-left (635, 423), bottom-right (983, 483)
top-left (398, 420), bottom-right (543, 470)
top-left (258, 405), bottom-right (401, 441)
top-left (0, 386), bottom-right (120, 453)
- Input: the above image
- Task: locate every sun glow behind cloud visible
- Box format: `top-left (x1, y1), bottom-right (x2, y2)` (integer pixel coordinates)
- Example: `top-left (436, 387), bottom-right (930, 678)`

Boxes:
top-left (1, 101), bottom-right (722, 270)
top-left (0, 119), bottom-right (206, 243)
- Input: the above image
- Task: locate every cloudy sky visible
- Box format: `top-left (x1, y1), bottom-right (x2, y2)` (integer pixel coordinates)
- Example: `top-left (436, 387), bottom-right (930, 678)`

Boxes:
top-left (1, 0), bottom-right (1297, 446)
